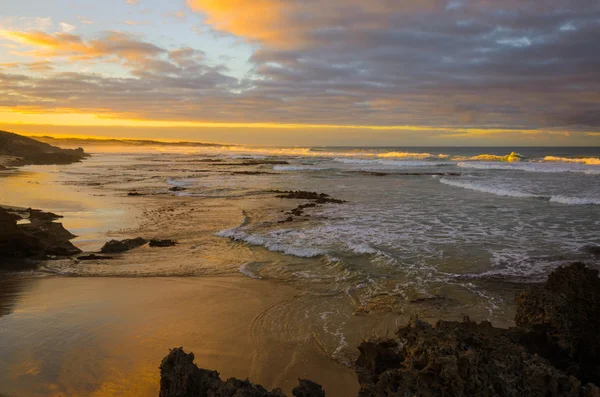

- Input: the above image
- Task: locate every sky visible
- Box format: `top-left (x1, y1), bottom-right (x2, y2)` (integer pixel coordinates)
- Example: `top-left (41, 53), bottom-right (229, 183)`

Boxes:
top-left (0, 0), bottom-right (599, 146)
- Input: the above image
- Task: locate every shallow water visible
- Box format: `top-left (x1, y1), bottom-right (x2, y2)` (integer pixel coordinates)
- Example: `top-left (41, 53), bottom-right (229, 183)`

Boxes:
top-left (0, 145), bottom-right (599, 396)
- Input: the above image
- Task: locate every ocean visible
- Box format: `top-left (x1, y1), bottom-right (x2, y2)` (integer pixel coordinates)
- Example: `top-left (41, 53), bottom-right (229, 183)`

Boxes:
top-left (0, 145), bottom-right (599, 396)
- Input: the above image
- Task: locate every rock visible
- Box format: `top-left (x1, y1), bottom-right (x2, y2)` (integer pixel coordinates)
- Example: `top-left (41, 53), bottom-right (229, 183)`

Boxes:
top-left (0, 207), bottom-right (81, 259)
top-left (159, 347), bottom-right (288, 397)
top-left (100, 237), bottom-right (148, 253)
top-left (169, 186), bottom-right (186, 192)
top-left (150, 239), bottom-right (177, 247)
top-left (515, 262), bottom-right (600, 384)
top-left (292, 379), bottom-right (326, 397)
top-left (77, 254), bottom-right (114, 261)
top-left (0, 207), bottom-right (45, 258)
top-left (0, 130), bottom-right (89, 166)
top-left (127, 192), bottom-right (144, 196)
top-left (582, 245), bottom-right (600, 256)
top-left (27, 208), bottom-right (62, 221)
top-left (272, 190), bottom-right (345, 204)
top-left (356, 317), bottom-right (589, 397)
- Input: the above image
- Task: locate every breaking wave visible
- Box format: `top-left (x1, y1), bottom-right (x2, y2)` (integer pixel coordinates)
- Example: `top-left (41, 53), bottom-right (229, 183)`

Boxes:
top-left (216, 228), bottom-right (327, 258)
top-left (544, 156), bottom-right (600, 165)
top-left (452, 152), bottom-right (523, 162)
top-left (439, 178), bottom-right (540, 198)
top-left (440, 178), bottom-right (600, 205)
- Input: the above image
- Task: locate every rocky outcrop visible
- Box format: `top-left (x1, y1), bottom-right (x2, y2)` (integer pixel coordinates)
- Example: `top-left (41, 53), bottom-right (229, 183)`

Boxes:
top-left (100, 237), bottom-right (148, 253)
top-left (515, 263), bottom-right (600, 384)
top-left (160, 348), bottom-right (291, 397)
top-left (149, 239), bottom-right (178, 247)
top-left (0, 130), bottom-right (88, 166)
top-left (159, 264), bottom-right (600, 397)
top-left (355, 263), bottom-right (600, 397)
top-left (0, 207), bottom-right (81, 259)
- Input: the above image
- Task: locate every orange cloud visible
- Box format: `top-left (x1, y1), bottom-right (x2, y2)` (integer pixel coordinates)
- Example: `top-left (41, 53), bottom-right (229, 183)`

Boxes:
top-left (186, 0), bottom-right (290, 45)
top-left (1, 30), bottom-right (164, 62)
top-left (186, 0), bottom-right (446, 46)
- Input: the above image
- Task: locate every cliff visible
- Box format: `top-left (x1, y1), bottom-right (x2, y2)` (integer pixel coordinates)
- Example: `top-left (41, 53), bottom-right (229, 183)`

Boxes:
top-left (0, 130), bottom-right (89, 166)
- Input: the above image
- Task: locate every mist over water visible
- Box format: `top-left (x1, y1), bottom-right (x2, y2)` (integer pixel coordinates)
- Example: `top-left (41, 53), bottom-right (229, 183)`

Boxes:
top-left (0, 144), bottom-right (599, 396)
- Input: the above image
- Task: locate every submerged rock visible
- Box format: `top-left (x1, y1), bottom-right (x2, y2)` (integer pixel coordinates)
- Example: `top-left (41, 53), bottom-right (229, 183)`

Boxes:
top-left (149, 239), bottom-right (177, 247)
top-left (100, 237), bottom-right (148, 253)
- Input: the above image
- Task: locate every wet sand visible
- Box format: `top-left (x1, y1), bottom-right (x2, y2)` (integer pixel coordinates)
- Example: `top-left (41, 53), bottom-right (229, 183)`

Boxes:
top-left (0, 275), bottom-right (359, 397)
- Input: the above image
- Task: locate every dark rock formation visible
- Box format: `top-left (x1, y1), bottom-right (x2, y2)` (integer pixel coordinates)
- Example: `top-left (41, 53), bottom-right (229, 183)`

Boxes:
top-left (292, 380), bottom-right (326, 397)
top-left (582, 245), bottom-right (600, 256)
top-left (169, 186), bottom-right (187, 192)
top-left (211, 160), bottom-right (289, 166)
top-left (355, 263), bottom-right (600, 397)
top-left (0, 130), bottom-right (88, 166)
top-left (272, 190), bottom-right (346, 204)
top-left (356, 317), bottom-right (598, 397)
top-left (515, 263), bottom-right (600, 384)
top-left (159, 348), bottom-right (287, 397)
top-left (0, 207), bottom-right (81, 259)
top-left (100, 237), bottom-right (148, 253)
top-left (77, 254), bottom-right (114, 261)
top-left (128, 192), bottom-right (144, 196)
top-left (150, 239), bottom-right (177, 247)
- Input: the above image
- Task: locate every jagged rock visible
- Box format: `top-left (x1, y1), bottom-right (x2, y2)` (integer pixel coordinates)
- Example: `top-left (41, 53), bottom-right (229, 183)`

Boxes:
top-left (150, 239), bottom-right (177, 247)
top-left (515, 263), bottom-right (600, 384)
top-left (127, 192), bottom-right (144, 196)
top-left (0, 207), bottom-right (45, 258)
top-left (27, 208), bottom-right (62, 221)
top-left (77, 254), bottom-right (114, 261)
top-left (272, 190), bottom-right (346, 204)
top-left (291, 380), bottom-right (325, 397)
top-left (100, 237), bottom-right (148, 253)
top-left (169, 186), bottom-right (186, 192)
top-left (0, 207), bottom-right (81, 258)
top-left (159, 347), bottom-right (289, 397)
top-left (582, 245), bottom-right (600, 256)
top-left (356, 317), bottom-right (590, 397)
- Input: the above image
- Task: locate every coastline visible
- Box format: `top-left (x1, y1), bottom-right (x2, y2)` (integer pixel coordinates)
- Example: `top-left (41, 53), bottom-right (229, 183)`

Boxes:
top-left (1, 136), bottom-right (599, 396)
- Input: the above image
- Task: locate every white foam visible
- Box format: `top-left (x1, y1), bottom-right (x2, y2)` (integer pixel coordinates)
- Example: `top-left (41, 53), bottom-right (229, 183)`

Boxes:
top-left (457, 161), bottom-right (597, 174)
top-left (334, 158), bottom-right (451, 167)
top-left (239, 264), bottom-right (262, 279)
top-left (273, 165), bottom-right (329, 171)
top-left (216, 228), bottom-right (326, 258)
top-left (439, 178), bottom-right (540, 198)
top-left (549, 195), bottom-right (600, 205)
top-left (166, 178), bottom-right (195, 187)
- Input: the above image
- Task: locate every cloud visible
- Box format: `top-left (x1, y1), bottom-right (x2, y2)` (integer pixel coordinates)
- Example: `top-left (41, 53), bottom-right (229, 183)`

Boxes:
top-left (0, 0), bottom-right (599, 135)
top-left (77, 16), bottom-right (94, 25)
top-left (126, 0), bottom-right (140, 4)
top-left (60, 22), bottom-right (76, 33)
top-left (0, 16), bottom-right (53, 32)
top-left (1, 30), bottom-right (165, 63)
top-left (164, 11), bottom-right (187, 20)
